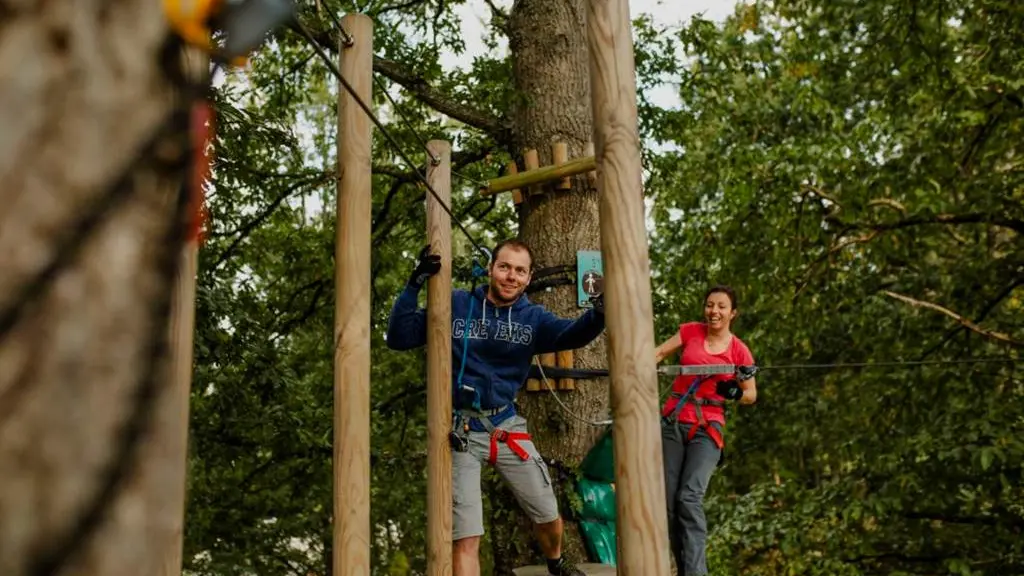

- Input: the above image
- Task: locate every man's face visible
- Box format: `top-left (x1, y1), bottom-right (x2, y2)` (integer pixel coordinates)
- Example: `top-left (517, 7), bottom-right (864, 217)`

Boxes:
top-left (488, 246), bottom-right (532, 304)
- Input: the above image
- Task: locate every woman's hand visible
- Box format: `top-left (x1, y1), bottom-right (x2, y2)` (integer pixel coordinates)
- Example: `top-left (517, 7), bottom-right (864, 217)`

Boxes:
top-left (654, 333), bottom-right (682, 364)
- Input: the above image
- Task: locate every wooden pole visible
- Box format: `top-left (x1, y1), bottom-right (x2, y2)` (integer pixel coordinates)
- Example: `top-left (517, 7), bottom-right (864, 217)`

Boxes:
top-left (425, 140), bottom-right (453, 576)
top-left (586, 0), bottom-right (670, 573)
top-left (506, 161), bottom-right (523, 204)
top-left (334, 13), bottom-right (373, 576)
top-left (552, 142), bottom-right (571, 190)
top-left (157, 242), bottom-right (199, 576)
top-left (158, 43), bottom-right (207, 576)
top-left (480, 154), bottom-right (597, 197)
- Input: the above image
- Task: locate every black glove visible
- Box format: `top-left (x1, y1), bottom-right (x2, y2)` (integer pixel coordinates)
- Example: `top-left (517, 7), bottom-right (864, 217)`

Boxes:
top-left (408, 244), bottom-right (441, 288)
top-left (588, 293), bottom-right (605, 314)
top-left (715, 378), bottom-right (743, 401)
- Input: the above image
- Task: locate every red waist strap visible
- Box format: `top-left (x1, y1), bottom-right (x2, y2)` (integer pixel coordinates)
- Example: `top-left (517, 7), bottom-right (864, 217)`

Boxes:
top-left (686, 421), bottom-right (724, 450)
top-left (488, 430), bottom-right (531, 465)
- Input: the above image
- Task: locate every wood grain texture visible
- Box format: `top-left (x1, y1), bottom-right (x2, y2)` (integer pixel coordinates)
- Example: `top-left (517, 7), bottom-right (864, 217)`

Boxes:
top-left (425, 140), bottom-right (453, 576)
top-left (585, 0), bottom-right (670, 574)
top-left (333, 13), bottom-right (373, 576)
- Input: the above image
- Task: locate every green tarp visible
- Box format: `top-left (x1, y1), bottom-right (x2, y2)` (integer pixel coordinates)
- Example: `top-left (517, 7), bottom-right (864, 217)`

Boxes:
top-left (575, 429), bottom-right (617, 566)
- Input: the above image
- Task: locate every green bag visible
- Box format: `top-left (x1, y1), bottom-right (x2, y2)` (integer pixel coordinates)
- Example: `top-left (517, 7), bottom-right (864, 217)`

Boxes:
top-left (578, 520), bottom-right (617, 566)
top-left (579, 428), bottom-right (615, 482)
top-left (577, 477), bottom-right (617, 523)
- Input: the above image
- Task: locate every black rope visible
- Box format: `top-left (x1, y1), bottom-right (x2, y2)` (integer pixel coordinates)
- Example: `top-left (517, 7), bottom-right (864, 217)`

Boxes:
top-left (372, 73), bottom-right (440, 164)
top-left (291, 19), bottom-right (490, 259)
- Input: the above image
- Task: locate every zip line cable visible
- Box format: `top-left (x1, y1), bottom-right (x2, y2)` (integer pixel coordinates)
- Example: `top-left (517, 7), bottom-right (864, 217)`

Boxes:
top-left (372, 73), bottom-right (441, 165)
top-left (292, 19), bottom-right (490, 259)
top-left (328, 21), bottom-right (494, 198)
top-left (534, 356), bottom-right (1017, 427)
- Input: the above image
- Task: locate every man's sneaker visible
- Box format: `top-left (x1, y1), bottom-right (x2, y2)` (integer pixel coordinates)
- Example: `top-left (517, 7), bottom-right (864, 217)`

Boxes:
top-left (548, 557), bottom-right (586, 576)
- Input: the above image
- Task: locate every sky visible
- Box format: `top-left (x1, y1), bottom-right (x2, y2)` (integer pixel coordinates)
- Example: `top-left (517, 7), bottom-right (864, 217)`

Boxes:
top-left (439, 0), bottom-right (738, 110)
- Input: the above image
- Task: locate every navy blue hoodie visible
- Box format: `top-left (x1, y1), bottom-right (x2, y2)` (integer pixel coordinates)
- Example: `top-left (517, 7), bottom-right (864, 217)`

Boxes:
top-left (386, 284), bottom-right (605, 429)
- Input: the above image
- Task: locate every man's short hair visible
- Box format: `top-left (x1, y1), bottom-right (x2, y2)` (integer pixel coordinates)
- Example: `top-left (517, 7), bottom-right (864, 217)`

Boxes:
top-left (491, 239), bottom-right (534, 270)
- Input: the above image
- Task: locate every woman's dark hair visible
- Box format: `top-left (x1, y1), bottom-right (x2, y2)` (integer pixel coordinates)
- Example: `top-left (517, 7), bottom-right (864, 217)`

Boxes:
top-left (704, 284), bottom-right (738, 309)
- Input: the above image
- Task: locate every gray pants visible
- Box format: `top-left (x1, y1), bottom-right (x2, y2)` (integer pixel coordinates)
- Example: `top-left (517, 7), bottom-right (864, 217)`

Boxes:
top-left (451, 415), bottom-right (559, 540)
top-left (662, 421), bottom-right (722, 576)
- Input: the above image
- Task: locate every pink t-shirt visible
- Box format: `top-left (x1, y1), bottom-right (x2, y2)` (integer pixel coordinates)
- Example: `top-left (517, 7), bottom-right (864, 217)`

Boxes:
top-left (660, 321), bottom-right (755, 426)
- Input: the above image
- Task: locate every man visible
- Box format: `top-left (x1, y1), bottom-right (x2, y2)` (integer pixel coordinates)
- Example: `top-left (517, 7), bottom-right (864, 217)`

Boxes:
top-left (386, 239), bottom-right (605, 576)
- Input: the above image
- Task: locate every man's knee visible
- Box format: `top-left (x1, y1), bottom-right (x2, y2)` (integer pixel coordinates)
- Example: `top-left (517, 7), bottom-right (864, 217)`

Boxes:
top-left (454, 535), bottom-right (481, 555)
top-left (534, 516), bottom-right (562, 533)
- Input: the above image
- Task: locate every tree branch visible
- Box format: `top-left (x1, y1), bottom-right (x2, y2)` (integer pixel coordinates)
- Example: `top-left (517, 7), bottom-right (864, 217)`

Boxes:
top-left (211, 174), bottom-right (332, 270)
top-left (373, 56), bottom-right (508, 139)
top-left (865, 212), bottom-right (1024, 235)
top-left (370, 0), bottom-right (431, 17)
top-left (882, 290), bottom-right (1024, 347)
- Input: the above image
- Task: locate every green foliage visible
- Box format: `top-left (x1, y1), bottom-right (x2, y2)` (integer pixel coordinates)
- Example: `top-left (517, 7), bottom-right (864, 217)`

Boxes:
top-left (182, 0), bottom-right (1022, 574)
top-left (637, 0), bottom-right (1023, 573)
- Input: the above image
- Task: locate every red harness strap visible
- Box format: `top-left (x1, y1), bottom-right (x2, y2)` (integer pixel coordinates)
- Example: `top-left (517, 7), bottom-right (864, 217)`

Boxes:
top-left (488, 430), bottom-right (532, 466)
top-left (687, 397), bottom-right (725, 449)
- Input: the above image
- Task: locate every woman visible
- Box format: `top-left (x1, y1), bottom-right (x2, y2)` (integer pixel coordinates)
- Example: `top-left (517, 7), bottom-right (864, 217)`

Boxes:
top-left (654, 284), bottom-right (757, 576)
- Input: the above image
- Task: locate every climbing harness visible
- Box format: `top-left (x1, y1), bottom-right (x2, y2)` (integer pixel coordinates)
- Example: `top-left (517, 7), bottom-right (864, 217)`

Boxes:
top-left (447, 249), bottom-right (535, 467)
top-left (661, 365), bottom-right (759, 449)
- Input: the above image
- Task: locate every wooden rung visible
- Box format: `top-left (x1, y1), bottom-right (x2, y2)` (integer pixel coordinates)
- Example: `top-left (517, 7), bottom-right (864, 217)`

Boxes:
top-left (522, 149), bottom-right (540, 198)
top-left (481, 154), bottom-right (597, 197)
top-left (527, 353), bottom-right (542, 391)
top-left (506, 161), bottom-right (523, 204)
top-left (552, 142), bottom-right (570, 191)
top-left (557, 349), bottom-right (574, 390)
top-left (583, 142), bottom-right (597, 188)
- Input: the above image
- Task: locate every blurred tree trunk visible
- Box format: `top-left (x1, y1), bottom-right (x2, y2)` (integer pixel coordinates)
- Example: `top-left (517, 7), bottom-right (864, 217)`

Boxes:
top-left (0, 3), bottom-right (194, 575)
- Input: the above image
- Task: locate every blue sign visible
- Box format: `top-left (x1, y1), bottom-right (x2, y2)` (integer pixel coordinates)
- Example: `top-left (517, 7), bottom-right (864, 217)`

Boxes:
top-left (576, 250), bottom-right (604, 308)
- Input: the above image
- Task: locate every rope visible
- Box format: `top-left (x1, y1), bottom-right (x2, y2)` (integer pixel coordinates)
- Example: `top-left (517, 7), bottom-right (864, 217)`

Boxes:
top-left (292, 19), bottom-right (491, 260)
top-left (755, 358), bottom-right (1017, 371)
top-left (531, 356), bottom-right (1016, 427)
top-left (533, 358), bottom-right (676, 428)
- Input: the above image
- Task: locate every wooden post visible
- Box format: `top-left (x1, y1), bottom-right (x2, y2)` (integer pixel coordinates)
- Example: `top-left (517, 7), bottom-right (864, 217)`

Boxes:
top-left (552, 142), bottom-right (571, 190)
top-left (522, 149), bottom-right (540, 198)
top-left (158, 43), bottom-right (207, 576)
top-left (157, 242), bottom-right (199, 576)
top-left (506, 161), bottom-right (523, 204)
top-left (334, 13), bottom-right (373, 576)
top-left (557, 350), bottom-right (574, 390)
top-left (583, 142), bottom-right (597, 188)
top-left (425, 140), bottom-right (453, 576)
top-left (586, 0), bottom-right (670, 573)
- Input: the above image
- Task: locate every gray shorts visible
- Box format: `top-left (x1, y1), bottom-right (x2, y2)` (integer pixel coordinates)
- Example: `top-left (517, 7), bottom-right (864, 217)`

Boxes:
top-left (452, 414), bottom-right (559, 540)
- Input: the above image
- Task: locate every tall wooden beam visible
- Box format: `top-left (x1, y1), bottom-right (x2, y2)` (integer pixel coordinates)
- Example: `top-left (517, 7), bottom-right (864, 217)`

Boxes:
top-left (158, 44), bottom-right (207, 576)
top-left (425, 140), bottom-right (454, 576)
top-left (585, 0), bottom-right (670, 574)
top-left (157, 241), bottom-right (199, 576)
top-left (334, 13), bottom-right (373, 576)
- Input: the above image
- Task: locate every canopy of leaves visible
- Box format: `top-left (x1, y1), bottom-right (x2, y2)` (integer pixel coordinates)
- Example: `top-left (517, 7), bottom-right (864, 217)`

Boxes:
top-left (183, 0), bottom-right (1022, 574)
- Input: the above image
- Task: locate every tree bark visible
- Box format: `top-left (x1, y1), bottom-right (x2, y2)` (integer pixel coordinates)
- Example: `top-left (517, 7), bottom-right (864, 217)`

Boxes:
top-left (0, 3), bottom-right (192, 575)
top-left (488, 0), bottom-right (608, 572)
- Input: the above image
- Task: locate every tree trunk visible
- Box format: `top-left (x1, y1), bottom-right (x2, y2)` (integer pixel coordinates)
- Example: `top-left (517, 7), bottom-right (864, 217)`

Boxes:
top-left (488, 0), bottom-right (609, 572)
top-left (0, 4), bottom-right (192, 575)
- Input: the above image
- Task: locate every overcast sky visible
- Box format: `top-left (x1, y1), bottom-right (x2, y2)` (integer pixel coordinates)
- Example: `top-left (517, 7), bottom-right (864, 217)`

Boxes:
top-left (438, 0), bottom-right (737, 109)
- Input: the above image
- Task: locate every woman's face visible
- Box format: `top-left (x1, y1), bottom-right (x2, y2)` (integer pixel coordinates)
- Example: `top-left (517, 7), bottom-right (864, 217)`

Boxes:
top-left (704, 291), bottom-right (736, 331)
